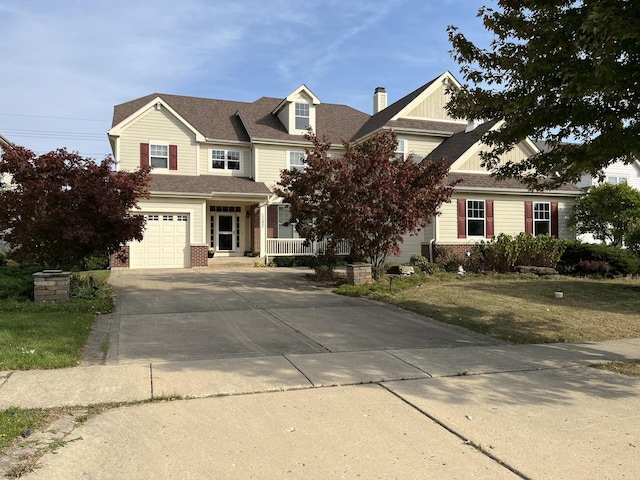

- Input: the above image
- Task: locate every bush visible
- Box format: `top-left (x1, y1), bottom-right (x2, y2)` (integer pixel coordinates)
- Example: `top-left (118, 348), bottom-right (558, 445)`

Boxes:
top-left (574, 260), bottom-right (613, 278)
top-left (272, 256), bottom-right (296, 267)
top-left (315, 265), bottom-right (335, 281)
top-left (0, 266), bottom-right (39, 300)
top-left (409, 254), bottom-right (440, 274)
top-left (470, 233), bottom-right (566, 273)
top-left (559, 241), bottom-right (640, 276)
top-left (82, 254), bottom-right (109, 271)
top-left (0, 252), bottom-right (5, 267)
top-left (434, 246), bottom-right (467, 272)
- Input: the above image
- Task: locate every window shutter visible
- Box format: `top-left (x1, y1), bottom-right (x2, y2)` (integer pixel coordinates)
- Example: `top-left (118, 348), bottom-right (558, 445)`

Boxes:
top-left (169, 144), bottom-right (178, 170)
top-left (486, 200), bottom-right (494, 238)
top-left (551, 202), bottom-right (559, 237)
top-left (457, 198), bottom-right (466, 239)
top-left (524, 201), bottom-right (533, 234)
top-left (140, 143), bottom-right (149, 168)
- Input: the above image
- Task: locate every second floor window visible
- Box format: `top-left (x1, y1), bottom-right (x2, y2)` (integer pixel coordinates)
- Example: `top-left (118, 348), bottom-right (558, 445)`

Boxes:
top-left (289, 151), bottom-right (306, 170)
top-left (295, 102), bottom-right (310, 130)
top-left (150, 144), bottom-right (168, 168)
top-left (395, 139), bottom-right (406, 159)
top-left (467, 200), bottom-right (485, 237)
top-left (606, 176), bottom-right (628, 185)
top-left (211, 150), bottom-right (241, 170)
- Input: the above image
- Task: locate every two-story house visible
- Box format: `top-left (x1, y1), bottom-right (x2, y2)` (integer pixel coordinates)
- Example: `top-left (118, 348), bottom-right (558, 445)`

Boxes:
top-left (108, 71), bottom-right (581, 269)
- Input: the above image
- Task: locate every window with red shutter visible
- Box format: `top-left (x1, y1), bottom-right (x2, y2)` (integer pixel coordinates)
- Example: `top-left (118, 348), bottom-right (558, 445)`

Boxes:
top-left (140, 143), bottom-right (150, 168)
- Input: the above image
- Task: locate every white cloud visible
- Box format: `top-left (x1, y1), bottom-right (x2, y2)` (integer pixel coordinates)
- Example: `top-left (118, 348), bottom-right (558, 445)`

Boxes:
top-left (0, 0), bottom-right (490, 155)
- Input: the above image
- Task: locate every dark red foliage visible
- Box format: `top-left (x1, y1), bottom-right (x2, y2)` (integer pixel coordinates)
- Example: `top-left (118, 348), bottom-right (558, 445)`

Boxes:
top-left (0, 145), bottom-right (150, 267)
top-left (276, 130), bottom-right (457, 278)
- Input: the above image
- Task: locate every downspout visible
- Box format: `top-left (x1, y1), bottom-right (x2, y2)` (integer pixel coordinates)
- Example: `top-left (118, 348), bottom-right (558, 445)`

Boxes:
top-left (429, 215), bottom-right (438, 263)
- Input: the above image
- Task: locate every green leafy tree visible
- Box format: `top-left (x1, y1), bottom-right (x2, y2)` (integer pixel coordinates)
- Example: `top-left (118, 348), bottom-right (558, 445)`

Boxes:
top-left (571, 183), bottom-right (640, 246)
top-left (0, 145), bottom-right (151, 267)
top-left (276, 130), bottom-right (456, 279)
top-left (447, 1), bottom-right (640, 189)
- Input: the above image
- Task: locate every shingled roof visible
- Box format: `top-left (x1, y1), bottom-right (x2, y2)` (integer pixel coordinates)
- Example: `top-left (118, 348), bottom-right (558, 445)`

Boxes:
top-left (148, 174), bottom-right (271, 196)
top-left (113, 93), bottom-right (370, 145)
top-left (425, 119), bottom-right (500, 168)
top-left (446, 172), bottom-right (581, 193)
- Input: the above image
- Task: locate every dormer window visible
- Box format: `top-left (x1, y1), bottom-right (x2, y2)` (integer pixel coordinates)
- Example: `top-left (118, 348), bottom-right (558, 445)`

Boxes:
top-left (295, 102), bottom-right (310, 130)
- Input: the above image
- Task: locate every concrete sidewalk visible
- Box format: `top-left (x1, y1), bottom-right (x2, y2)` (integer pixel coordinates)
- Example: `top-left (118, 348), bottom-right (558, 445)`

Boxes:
top-left (2, 338), bottom-right (638, 409)
top-left (1, 338), bottom-right (639, 479)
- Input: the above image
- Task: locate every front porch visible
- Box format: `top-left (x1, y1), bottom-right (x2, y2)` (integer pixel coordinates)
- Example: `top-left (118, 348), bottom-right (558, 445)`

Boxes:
top-left (265, 238), bottom-right (350, 260)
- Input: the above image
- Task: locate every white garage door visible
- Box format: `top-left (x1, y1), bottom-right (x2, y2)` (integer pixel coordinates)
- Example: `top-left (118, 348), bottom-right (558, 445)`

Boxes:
top-left (130, 214), bottom-right (189, 269)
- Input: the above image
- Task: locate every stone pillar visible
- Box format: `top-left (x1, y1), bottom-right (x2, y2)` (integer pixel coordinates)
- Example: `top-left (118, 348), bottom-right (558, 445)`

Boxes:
top-left (33, 270), bottom-right (71, 303)
top-left (346, 263), bottom-right (372, 285)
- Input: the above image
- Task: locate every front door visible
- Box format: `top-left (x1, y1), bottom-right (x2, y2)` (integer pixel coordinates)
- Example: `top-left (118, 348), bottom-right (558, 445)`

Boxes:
top-left (217, 214), bottom-right (234, 252)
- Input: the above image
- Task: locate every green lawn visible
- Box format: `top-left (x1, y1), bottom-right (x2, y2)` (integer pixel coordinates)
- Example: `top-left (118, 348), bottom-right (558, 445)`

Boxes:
top-left (0, 268), bottom-right (113, 370)
top-left (336, 273), bottom-right (640, 344)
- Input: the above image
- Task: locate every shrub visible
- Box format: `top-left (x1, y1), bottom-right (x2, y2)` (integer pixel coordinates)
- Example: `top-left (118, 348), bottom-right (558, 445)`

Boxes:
top-left (574, 260), bottom-right (613, 277)
top-left (0, 252), bottom-right (5, 267)
top-left (315, 265), bottom-right (335, 281)
top-left (0, 266), bottom-right (41, 300)
top-left (409, 254), bottom-right (440, 274)
top-left (82, 254), bottom-right (109, 271)
top-left (559, 241), bottom-right (640, 276)
top-left (471, 233), bottom-right (565, 273)
top-left (434, 246), bottom-right (467, 272)
top-left (272, 256), bottom-right (296, 267)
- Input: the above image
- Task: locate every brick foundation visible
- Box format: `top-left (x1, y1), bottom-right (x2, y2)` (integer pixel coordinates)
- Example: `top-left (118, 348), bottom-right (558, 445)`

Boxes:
top-left (33, 270), bottom-right (71, 303)
top-left (190, 245), bottom-right (209, 268)
top-left (347, 263), bottom-right (372, 285)
top-left (110, 246), bottom-right (130, 268)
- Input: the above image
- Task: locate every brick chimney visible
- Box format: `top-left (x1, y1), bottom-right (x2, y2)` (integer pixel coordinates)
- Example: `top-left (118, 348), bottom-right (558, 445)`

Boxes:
top-left (373, 87), bottom-right (387, 114)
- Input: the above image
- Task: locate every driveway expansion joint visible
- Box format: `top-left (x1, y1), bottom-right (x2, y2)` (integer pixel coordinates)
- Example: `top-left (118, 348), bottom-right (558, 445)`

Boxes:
top-left (377, 382), bottom-right (533, 480)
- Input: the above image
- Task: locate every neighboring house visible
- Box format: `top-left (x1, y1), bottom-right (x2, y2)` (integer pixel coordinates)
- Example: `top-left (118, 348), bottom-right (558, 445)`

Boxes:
top-left (574, 159), bottom-right (640, 244)
top-left (577, 159), bottom-right (640, 191)
top-left (108, 71), bottom-right (581, 269)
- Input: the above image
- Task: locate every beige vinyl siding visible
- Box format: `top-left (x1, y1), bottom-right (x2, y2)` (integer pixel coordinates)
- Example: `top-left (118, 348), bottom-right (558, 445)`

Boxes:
top-left (405, 81), bottom-right (453, 121)
top-left (391, 230), bottom-right (426, 264)
top-left (255, 144), bottom-right (288, 189)
top-left (400, 134), bottom-right (446, 160)
top-left (438, 194), bottom-right (576, 244)
top-left (452, 142), bottom-right (530, 172)
top-left (135, 198), bottom-right (206, 245)
top-left (197, 144), bottom-right (251, 177)
top-left (392, 218), bottom-right (438, 264)
top-left (277, 108), bottom-right (290, 132)
top-left (118, 107), bottom-right (198, 174)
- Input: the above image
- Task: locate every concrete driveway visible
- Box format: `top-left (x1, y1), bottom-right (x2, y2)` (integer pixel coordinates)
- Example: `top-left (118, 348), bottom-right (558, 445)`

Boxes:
top-left (104, 267), bottom-right (502, 364)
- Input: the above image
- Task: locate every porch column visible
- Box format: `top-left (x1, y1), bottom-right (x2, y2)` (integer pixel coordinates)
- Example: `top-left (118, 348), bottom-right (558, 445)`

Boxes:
top-left (259, 201), bottom-right (268, 261)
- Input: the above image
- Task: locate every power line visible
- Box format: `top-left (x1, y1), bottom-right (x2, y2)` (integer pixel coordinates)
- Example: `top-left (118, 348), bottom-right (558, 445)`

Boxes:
top-left (0, 112), bottom-right (108, 123)
top-left (0, 128), bottom-right (106, 142)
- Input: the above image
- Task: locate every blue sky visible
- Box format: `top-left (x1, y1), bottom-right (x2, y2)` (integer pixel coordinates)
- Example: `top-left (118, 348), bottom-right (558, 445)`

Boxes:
top-left (0, 0), bottom-right (494, 158)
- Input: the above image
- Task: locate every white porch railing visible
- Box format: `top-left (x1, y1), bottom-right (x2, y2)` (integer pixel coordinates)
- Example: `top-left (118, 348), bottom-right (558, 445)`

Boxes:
top-left (266, 238), bottom-right (350, 257)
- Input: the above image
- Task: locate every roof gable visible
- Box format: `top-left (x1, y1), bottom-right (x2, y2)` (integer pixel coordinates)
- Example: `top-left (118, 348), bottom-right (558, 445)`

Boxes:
top-left (111, 94), bottom-right (251, 143)
top-left (110, 96), bottom-right (207, 142)
top-left (353, 71), bottom-right (465, 140)
top-left (272, 84), bottom-right (321, 115)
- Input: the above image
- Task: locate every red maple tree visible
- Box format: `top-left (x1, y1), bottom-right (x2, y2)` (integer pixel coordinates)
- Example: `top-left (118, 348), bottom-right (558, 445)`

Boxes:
top-left (276, 130), bottom-right (456, 278)
top-left (0, 145), bottom-right (150, 267)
